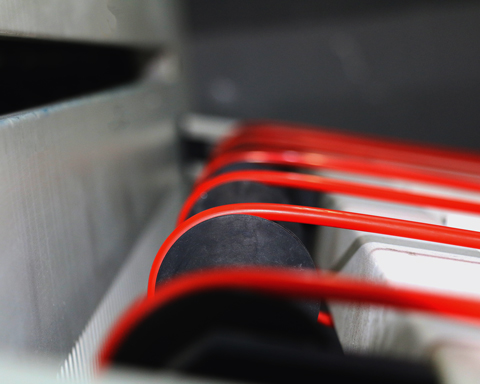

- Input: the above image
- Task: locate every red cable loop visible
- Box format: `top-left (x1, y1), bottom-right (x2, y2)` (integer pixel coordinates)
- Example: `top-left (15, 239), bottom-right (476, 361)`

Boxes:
top-left (177, 170), bottom-right (480, 225)
top-left (197, 150), bottom-right (480, 193)
top-left (149, 203), bottom-right (480, 297)
top-left (101, 267), bottom-right (480, 368)
top-left (218, 122), bottom-right (480, 165)
top-left (99, 123), bottom-right (480, 371)
top-left (213, 122), bottom-right (480, 175)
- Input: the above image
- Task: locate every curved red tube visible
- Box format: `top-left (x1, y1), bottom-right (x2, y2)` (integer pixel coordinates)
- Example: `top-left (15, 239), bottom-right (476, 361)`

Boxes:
top-left (102, 267), bottom-right (480, 369)
top-left (197, 150), bottom-right (480, 194)
top-left (214, 122), bottom-right (480, 175)
top-left (150, 203), bottom-right (480, 297)
top-left (99, 122), bottom-right (480, 373)
top-left (178, 170), bottom-right (480, 224)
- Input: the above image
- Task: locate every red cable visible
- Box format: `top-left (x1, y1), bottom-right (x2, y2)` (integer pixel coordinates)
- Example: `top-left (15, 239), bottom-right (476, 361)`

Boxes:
top-left (102, 267), bottom-right (480, 368)
top-left (317, 311), bottom-right (334, 327)
top-left (197, 150), bottom-right (480, 193)
top-left (218, 122), bottom-right (480, 166)
top-left (214, 122), bottom-right (480, 175)
top-left (100, 124), bottom-right (480, 370)
top-left (178, 170), bottom-right (480, 225)
top-left (149, 203), bottom-right (480, 297)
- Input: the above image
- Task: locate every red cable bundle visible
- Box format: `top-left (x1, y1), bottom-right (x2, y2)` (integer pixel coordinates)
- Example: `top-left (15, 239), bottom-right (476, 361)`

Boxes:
top-left (100, 121), bottom-right (480, 368)
top-left (101, 267), bottom-right (480, 366)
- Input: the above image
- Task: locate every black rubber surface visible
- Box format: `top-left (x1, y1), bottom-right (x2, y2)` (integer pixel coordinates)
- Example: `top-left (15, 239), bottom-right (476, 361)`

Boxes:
top-left (112, 289), bottom-right (342, 368)
top-left (156, 214), bottom-right (319, 319)
top-left (157, 214), bottom-right (314, 282)
top-left (111, 289), bottom-right (436, 384)
top-left (188, 180), bottom-right (307, 241)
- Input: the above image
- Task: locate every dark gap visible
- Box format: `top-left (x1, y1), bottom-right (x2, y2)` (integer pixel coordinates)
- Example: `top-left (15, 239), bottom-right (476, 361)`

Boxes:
top-left (0, 37), bottom-right (155, 115)
top-left (179, 136), bottom-right (213, 163)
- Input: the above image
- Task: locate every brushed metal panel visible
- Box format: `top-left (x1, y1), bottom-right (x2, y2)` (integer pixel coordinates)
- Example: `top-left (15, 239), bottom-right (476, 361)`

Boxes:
top-left (59, 192), bottom-right (181, 380)
top-left (0, 80), bottom-right (182, 362)
top-left (0, 0), bottom-right (179, 46)
top-left (329, 242), bottom-right (480, 361)
top-left (434, 343), bottom-right (480, 384)
top-left (0, 351), bottom-right (236, 384)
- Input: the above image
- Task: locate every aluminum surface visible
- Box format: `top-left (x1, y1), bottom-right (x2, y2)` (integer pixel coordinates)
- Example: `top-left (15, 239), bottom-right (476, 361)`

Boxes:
top-left (0, 352), bottom-right (237, 384)
top-left (433, 343), bottom-right (480, 384)
top-left (316, 189), bottom-right (480, 362)
top-left (0, 0), bottom-right (179, 46)
top-left (59, 192), bottom-right (181, 380)
top-left (327, 240), bottom-right (480, 360)
top-left (0, 80), bottom-right (182, 366)
top-left (315, 194), bottom-right (444, 270)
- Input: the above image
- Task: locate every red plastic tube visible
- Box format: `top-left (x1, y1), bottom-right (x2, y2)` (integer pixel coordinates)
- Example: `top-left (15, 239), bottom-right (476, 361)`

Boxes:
top-left (216, 122), bottom-right (480, 168)
top-left (102, 267), bottom-right (480, 368)
top-left (149, 203), bottom-right (480, 297)
top-left (197, 150), bottom-right (480, 193)
top-left (177, 170), bottom-right (480, 224)
top-left (214, 122), bottom-right (480, 175)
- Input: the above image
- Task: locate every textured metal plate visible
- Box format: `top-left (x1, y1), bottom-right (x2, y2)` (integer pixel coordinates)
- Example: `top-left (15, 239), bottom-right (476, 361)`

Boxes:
top-left (315, 194), bottom-right (444, 270)
top-left (0, 80), bottom-right (182, 366)
top-left (59, 192), bottom-right (181, 380)
top-left (0, 351), bottom-right (236, 384)
top-left (0, 0), bottom-right (179, 46)
top-left (433, 343), bottom-right (480, 384)
top-left (316, 188), bottom-right (480, 362)
top-left (329, 241), bottom-right (480, 359)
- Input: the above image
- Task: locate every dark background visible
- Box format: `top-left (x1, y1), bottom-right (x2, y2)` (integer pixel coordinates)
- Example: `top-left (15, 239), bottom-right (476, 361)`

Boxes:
top-left (184, 0), bottom-right (480, 150)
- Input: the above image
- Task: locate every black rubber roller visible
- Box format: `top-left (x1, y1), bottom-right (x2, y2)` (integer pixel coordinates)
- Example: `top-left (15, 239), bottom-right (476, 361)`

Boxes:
top-left (156, 214), bottom-right (319, 319)
top-left (213, 161), bottom-right (283, 176)
top-left (110, 288), bottom-right (435, 384)
top-left (214, 162), bottom-right (321, 208)
top-left (111, 289), bottom-right (343, 376)
top-left (187, 180), bottom-right (306, 242)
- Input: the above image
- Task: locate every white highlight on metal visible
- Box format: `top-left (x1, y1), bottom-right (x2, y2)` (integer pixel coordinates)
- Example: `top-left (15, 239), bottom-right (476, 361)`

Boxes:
top-left (446, 213), bottom-right (480, 232)
top-left (371, 248), bottom-right (480, 297)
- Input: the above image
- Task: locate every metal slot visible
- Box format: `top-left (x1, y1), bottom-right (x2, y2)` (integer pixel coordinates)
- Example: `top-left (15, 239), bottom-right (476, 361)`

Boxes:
top-left (0, 37), bottom-right (155, 115)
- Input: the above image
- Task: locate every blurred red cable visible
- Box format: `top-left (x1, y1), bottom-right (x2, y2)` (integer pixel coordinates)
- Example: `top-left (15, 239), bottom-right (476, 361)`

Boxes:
top-left (197, 150), bottom-right (480, 193)
top-left (214, 122), bottom-right (480, 175)
top-left (99, 123), bottom-right (480, 371)
top-left (178, 170), bottom-right (480, 224)
top-left (150, 203), bottom-right (480, 297)
top-left (102, 267), bottom-right (480, 368)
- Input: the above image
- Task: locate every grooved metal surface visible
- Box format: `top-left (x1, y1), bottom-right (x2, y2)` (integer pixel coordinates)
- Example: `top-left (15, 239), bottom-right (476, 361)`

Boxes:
top-left (59, 193), bottom-right (180, 381)
top-left (318, 190), bottom-right (480, 361)
top-left (0, 352), bottom-right (234, 384)
top-left (328, 241), bottom-right (480, 360)
top-left (315, 194), bottom-right (444, 270)
top-left (0, 80), bottom-right (182, 367)
top-left (0, 0), bottom-right (179, 46)
top-left (434, 344), bottom-right (480, 384)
